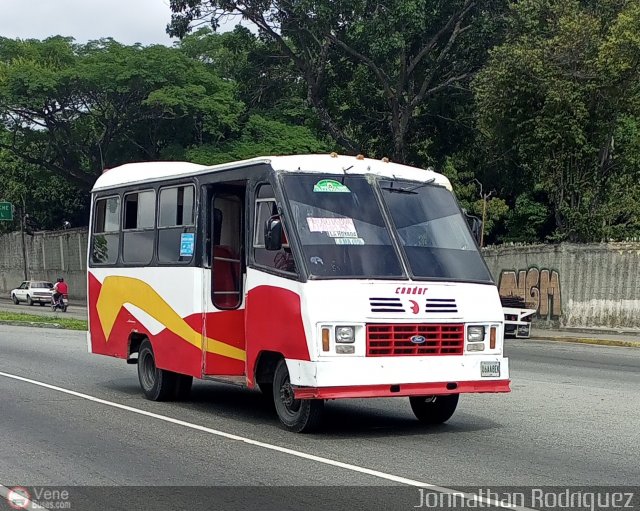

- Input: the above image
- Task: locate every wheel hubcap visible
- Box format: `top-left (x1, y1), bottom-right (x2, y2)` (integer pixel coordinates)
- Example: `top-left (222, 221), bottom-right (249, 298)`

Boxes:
top-left (279, 377), bottom-right (301, 413)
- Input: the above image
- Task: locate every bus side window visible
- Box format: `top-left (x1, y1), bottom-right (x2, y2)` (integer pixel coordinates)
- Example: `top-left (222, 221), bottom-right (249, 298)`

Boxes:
top-left (211, 194), bottom-right (243, 309)
top-left (158, 184), bottom-right (195, 264)
top-left (253, 185), bottom-right (296, 275)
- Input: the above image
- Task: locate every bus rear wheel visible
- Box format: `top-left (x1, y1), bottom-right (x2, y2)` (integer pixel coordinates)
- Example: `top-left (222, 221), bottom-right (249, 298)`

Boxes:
top-left (273, 359), bottom-right (323, 433)
top-left (137, 339), bottom-right (180, 401)
top-left (409, 394), bottom-right (459, 424)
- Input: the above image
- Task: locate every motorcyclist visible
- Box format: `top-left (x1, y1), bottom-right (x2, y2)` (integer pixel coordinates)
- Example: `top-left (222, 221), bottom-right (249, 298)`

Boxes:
top-left (52, 277), bottom-right (68, 305)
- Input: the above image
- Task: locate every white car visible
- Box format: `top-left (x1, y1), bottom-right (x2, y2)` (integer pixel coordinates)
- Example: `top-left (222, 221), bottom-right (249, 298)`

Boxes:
top-left (10, 280), bottom-right (54, 306)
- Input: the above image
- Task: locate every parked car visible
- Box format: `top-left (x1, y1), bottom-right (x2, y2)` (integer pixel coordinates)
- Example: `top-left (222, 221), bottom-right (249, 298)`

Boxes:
top-left (10, 281), bottom-right (54, 306)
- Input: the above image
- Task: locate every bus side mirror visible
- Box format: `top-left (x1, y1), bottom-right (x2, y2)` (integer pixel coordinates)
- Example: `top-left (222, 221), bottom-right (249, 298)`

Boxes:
top-left (464, 211), bottom-right (482, 244)
top-left (264, 216), bottom-right (283, 251)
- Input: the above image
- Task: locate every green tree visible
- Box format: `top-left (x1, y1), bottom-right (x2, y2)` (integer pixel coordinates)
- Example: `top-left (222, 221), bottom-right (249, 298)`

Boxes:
top-left (185, 114), bottom-right (330, 164)
top-left (442, 156), bottom-right (509, 244)
top-left (474, 0), bottom-right (640, 241)
top-left (0, 36), bottom-right (243, 189)
top-left (0, 134), bottom-right (87, 232)
top-left (168, 0), bottom-right (508, 163)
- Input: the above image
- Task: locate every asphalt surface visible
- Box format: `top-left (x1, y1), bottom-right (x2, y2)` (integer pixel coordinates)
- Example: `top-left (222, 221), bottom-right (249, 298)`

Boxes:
top-left (0, 325), bottom-right (639, 509)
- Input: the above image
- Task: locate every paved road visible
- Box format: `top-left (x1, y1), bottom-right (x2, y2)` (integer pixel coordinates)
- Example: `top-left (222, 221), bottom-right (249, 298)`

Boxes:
top-left (0, 326), bottom-right (639, 509)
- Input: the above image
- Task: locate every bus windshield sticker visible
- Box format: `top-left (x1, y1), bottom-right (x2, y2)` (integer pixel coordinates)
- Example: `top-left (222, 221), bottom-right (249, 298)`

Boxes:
top-left (307, 217), bottom-right (357, 235)
top-left (312, 179), bottom-right (351, 193)
top-left (335, 237), bottom-right (365, 245)
top-left (180, 233), bottom-right (195, 256)
top-left (327, 230), bottom-right (358, 238)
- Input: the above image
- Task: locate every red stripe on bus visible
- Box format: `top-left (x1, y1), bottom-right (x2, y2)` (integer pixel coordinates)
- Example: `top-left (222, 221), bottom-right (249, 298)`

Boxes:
top-left (293, 380), bottom-right (511, 399)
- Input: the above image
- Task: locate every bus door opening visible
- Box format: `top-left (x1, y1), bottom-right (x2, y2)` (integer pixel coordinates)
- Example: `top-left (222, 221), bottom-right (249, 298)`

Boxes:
top-left (203, 187), bottom-right (246, 376)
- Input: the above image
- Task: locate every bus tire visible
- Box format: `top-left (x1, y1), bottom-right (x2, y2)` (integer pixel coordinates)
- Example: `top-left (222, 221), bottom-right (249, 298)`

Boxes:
top-left (409, 394), bottom-right (459, 424)
top-left (137, 339), bottom-right (177, 401)
top-left (272, 359), bottom-right (323, 433)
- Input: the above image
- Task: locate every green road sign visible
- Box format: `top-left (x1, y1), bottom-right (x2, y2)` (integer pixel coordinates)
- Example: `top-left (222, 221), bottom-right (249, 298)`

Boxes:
top-left (0, 202), bottom-right (13, 221)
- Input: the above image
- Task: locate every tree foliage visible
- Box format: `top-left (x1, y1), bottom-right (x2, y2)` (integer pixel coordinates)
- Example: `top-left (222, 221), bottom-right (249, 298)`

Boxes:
top-left (168, 0), bottom-right (508, 163)
top-left (0, 36), bottom-right (243, 188)
top-left (474, 0), bottom-right (640, 241)
top-left (1, 0), bottom-right (639, 242)
top-left (0, 33), bottom-right (328, 230)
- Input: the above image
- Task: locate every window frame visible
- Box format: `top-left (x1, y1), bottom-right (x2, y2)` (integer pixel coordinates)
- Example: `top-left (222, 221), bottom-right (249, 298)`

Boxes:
top-left (250, 182), bottom-right (299, 279)
top-left (156, 183), bottom-right (197, 266)
top-left (122, 189), bottom-right (156, 232)
top-left (210, 191), bottom-right (244, 310)
top-left (90, 194), bottom-right (122, 267)
top-left (119, 188), bottom-right (156, 266)
top-left (157, 183), bottom-right (196, 229)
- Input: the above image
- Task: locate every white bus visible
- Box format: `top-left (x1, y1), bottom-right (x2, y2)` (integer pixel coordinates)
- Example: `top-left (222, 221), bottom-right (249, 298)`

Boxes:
top-left (87, 154), bottom-right (509, 432)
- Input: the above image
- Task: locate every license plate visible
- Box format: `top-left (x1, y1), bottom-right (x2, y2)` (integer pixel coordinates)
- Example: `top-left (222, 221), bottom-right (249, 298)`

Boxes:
top-left (481, 361), bottom-right (500, 377)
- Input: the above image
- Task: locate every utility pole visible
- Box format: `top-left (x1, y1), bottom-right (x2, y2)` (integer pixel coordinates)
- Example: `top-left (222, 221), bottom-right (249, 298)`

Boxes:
top-left (474, 179), bottom-right (494, 248)
top-left (19, 205), bottom-right (28, 280)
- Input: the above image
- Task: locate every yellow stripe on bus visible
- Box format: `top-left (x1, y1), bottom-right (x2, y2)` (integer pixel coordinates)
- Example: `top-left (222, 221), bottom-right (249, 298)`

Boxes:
top-left (96, 275), bottom-right (246, 362)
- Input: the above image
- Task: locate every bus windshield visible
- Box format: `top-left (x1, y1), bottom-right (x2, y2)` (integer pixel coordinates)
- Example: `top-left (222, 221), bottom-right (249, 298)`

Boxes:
top-left (283, 175), bottom-right (404, 278)
top-left (379, 179), bottom-right (492, 282)
top-left (283, 174), bottom-right (493, 282)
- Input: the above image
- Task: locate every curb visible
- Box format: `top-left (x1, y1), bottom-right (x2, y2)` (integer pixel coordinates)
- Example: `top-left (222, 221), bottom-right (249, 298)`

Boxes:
top-left (0, 320), bottom-right (62, 329)
top-left (531, 336), bottom-right (640, 348)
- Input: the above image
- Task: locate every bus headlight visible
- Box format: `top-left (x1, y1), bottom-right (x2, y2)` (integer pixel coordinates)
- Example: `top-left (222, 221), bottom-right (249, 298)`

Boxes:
top-left (467, 325), bottom-right (485, 342)
top-left (335, 326), bottom-right (355, 343)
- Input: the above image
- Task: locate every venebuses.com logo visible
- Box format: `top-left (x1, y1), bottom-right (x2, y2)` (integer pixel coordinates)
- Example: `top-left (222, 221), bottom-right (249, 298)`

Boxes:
top-left (6, 487), bottom-right (31, 510)
top-left (5, 486), bottom-right (71, 510)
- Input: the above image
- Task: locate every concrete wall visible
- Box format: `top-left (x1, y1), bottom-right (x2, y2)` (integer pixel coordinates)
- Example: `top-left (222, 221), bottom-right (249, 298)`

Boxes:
top-left (482, 243), bottom-right (640, 330)
top-left (0, 228), bottom-right (88, 301)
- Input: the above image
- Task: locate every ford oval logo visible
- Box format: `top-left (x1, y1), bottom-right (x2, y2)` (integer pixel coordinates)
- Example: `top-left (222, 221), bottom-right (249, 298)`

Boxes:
top-left (410, 335), bottom-right (426, 344)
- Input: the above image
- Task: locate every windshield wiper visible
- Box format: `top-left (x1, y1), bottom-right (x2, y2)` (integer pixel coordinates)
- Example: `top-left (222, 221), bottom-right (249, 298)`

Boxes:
top-left (380, 178), bottom-right (436, 194)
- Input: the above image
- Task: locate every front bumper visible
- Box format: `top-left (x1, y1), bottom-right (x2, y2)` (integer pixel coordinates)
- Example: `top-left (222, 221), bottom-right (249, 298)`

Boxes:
top-left (286, 355), bottom-right (509, 393)
top-left (505, 322), bottom-right (531, 338)
top-left (294, 379), bottom-right (510, 399)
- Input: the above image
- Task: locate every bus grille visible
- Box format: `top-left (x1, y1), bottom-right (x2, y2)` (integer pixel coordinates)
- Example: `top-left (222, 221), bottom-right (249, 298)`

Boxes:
top-left (366, 324), bottom-right (464, 356)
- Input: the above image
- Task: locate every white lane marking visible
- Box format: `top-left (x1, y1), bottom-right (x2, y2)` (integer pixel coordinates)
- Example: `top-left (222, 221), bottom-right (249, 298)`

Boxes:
top-left (0, 484), bottom-right (45, 509)
top-left (0, 370), bottom-right (536, 511)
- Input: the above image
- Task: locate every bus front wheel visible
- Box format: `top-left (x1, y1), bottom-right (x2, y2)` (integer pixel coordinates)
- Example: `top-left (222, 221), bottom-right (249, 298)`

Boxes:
top-left (409, 394), bottom-right (459, 424)
top-left (273, 359), bottom-right (323, 433)
top-left (137, 339), bottom-right (181, 401)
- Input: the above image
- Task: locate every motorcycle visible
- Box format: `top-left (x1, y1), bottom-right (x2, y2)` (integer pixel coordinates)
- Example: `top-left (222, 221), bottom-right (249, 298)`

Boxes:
top-left (51, 292), bottom-right (68, 313)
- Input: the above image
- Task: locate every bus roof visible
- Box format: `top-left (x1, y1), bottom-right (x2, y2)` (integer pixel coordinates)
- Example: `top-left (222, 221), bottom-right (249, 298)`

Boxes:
top-left (91, 154), bottom-right (452, 192)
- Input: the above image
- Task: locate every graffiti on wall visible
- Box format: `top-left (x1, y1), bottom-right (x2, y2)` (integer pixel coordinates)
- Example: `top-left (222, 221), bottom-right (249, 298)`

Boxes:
top-left (498, 268), bottom-right (562, 318)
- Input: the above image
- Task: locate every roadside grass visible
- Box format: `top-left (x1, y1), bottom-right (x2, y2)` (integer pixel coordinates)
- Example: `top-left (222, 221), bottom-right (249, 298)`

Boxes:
top-left (0, 311), bottom-right (87, 331)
